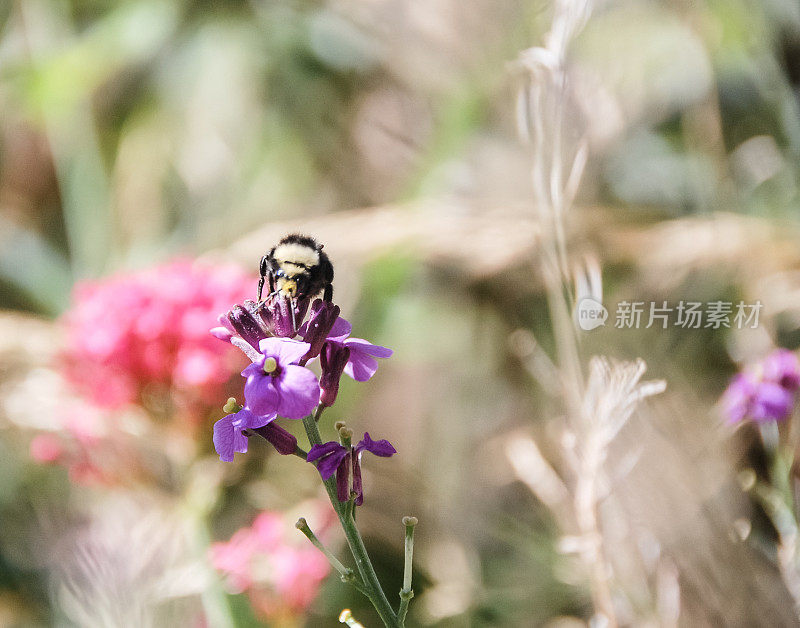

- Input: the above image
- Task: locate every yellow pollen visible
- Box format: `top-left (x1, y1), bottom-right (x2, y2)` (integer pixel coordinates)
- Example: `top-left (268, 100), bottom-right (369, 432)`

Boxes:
top-left (280, 280), bottom-right (297, 297)
top-left (263, 357), bottom-right (278, 374)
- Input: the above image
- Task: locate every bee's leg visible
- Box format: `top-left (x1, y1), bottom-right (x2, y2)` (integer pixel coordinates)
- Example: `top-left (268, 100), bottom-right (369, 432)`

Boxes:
top-left (257, 255), bottom-right (269, 302)
top-left (323, 283), bottom-right (333, 302)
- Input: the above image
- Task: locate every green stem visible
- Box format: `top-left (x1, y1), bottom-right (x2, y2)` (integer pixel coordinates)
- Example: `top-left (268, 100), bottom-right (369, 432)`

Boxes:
top-left (398, 590), bottom-right (413, 626)
top-left (296, 517), bottom-right (352, 577)
top-left (302, 411), bottom-right (400, 628)
top-left (398, 516), bottom-right (417, 625)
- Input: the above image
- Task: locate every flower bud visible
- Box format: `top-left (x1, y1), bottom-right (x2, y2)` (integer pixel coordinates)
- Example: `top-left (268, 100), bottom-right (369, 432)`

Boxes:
top-left (228, 304), bottom-right (268, 350)
top-left (319, 342), bottom-right (351, 407)
top-left (300, 299), bottom-right (341, 363)
top-left (252, 422), bottom-right (298, 456)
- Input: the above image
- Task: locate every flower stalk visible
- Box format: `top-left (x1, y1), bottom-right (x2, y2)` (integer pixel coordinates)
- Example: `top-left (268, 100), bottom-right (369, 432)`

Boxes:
top-left (302, 409), bottom-right (402, 627)
top-left (398, 516), bottom-right (417, 625)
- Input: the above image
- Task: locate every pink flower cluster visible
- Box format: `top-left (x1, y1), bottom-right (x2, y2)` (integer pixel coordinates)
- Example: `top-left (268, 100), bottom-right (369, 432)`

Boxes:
top-left (61, 260), bottom-right (254, 414)
top-left (211, 507), bottom-right (332, 619)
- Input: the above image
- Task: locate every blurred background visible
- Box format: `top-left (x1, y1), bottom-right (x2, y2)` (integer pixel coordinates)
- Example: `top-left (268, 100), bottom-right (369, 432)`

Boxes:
top-left (2, 0), bottom-right (800, 626)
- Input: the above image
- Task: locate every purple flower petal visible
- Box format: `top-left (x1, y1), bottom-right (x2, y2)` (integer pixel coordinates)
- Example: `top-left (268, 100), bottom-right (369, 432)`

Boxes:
top-left (344, 338), bottom-right (393, 359)
top-left (722, 373), bottom-right (757, 424)
top-left (327, 317), bottom-right (352, 341)
top-left (307, 441), bottom-right (345, 461)
top-left (264, 294), bottom-right (312, 338)
top-left (307, 442), bottom-right (349, 480)
top-left (246, 411), bottom-right (278, 430)
top-left (356, 432), bottom-right (397, 457)
top-left (243, 371), bottom-right (281, 417)
top-left (217, 313), bottom-right (235, 332)
top-left (210, 326), bottom-right (233, 342)
top-left (241, 360), bottom-right (264, 379)
top-left (341, 338), bottom-right (392, 381)
top-left (276, 365), bottom-right (320, 419)
top-left (213, 412), bottom-right (249, 462)
top-left (317, 451), bottom-right (347, 480)
top-left (344, 351), bottom-right (379, 382)
top-left (751, 382), bottom-right (794, 422)
top-left (258, 337), bottom-right (311, 365)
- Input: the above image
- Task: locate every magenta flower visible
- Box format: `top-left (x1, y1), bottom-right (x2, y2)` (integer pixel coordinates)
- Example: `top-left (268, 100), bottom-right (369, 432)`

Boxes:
top-left (242, 338), bottom-right (320, 419)
top-left (722, 349), bottom-right (800, 423)
top-left (307, 432), bottom-right (396, 504)
top-left (63, 259), bottom-right (253, 411)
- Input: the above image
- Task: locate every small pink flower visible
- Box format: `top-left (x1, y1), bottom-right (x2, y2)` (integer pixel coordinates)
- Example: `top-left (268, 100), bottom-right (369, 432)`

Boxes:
top-left (29, 434), bottom-right (63, 463)
top-left (210, 506), bottom-right (332, 620)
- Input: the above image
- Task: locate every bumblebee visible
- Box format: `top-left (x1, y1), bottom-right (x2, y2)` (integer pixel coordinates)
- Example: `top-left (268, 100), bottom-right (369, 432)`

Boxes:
top-left (258, 234), bottom-right (334, 304)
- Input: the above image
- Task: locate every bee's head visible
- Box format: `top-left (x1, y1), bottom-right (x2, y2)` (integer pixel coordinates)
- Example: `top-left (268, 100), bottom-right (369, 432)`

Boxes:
top-left (276, 271), bottom-right (309, 298)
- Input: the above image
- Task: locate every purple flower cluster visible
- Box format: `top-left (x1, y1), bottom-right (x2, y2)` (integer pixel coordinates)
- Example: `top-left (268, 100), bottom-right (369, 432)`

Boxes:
top-left (210, 296), bottom-right (395, 503)
top-left (308, 433), bottom-right (396, 504)
top-left (723, 349), bottom-right (800, 423)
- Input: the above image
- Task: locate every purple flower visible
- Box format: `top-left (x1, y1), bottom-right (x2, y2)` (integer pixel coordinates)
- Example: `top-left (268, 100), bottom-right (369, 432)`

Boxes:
top-left (310, 315), bottom-right (392, 407)
top-left (307, 432), bottom-right (396, 504)
top-left (327, 318), bottom-right (393, 382)
top-left (242, 338), bottom-right (320, 419)
top-left (213, 407), bottom-right (276, 462)
top-left (723, 349), bottom-right (800, 424)
top-left (213, 407), bottom-right (298, 460)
